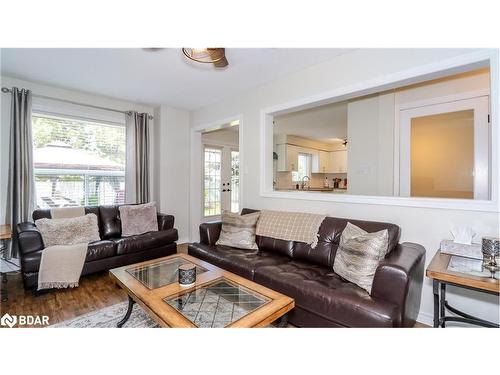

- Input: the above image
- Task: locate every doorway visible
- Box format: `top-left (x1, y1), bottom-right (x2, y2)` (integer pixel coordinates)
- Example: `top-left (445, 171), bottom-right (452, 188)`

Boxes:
top-left (399, 96), bottom-right (490, 199)
top-left (201, 124), bottom-right (240, 219)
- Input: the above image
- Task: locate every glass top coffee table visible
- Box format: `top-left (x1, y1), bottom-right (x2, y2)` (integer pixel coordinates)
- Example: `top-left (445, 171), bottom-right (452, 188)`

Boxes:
top-left (109, 253), bottom-right (294, 328)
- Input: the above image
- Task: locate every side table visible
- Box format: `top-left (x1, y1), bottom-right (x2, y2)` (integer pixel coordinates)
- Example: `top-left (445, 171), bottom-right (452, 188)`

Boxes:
top-left (426, 250), bottom-right (499, 328)
top-left (1, 224), bottom-right (13, 303)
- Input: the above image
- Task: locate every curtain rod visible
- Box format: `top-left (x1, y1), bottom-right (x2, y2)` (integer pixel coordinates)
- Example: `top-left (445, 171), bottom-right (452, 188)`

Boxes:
top-left (1, 87), bottom-right (153, 120)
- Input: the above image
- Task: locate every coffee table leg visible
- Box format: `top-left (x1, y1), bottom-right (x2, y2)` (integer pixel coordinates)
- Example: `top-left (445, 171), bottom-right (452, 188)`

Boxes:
top-left (117, 296), bottom-right (135, 328)
top-left (277, 313), bottom-right (288, 328)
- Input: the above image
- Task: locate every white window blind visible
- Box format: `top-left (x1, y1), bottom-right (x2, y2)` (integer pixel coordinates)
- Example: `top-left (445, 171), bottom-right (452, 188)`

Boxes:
top-left (32, 114), bottom-right (126, 208)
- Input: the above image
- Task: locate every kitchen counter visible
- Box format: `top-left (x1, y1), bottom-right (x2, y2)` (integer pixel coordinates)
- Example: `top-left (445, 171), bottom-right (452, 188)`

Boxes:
top-left (275, 187), bottom-right (348, 193)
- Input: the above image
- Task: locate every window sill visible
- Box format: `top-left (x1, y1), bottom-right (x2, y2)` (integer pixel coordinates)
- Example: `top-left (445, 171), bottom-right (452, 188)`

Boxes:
top-left (260, 190), bottom-right (500, 213)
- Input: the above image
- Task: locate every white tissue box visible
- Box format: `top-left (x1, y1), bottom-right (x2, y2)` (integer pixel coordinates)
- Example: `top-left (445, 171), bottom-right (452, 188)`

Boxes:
top-left (440, 240), bottom-right (483, 260)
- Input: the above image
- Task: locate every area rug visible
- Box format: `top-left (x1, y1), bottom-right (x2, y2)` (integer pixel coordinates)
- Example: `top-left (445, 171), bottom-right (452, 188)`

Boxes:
top-left (49, 301), bottom-right (159, 328)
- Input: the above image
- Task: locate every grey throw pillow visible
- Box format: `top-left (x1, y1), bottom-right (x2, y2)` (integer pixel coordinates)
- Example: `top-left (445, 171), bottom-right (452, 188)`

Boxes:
top-left (333, 222), bottom-right (389, 294)
top-left (216, 211), bottom-right (261, 250)
top-left (119, 203), bottom-right (158, 236)
top-left (35, 213), bottom-right (101, 247)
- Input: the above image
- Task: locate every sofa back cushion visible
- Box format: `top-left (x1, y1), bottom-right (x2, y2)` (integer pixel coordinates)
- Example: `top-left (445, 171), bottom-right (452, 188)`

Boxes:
top-left (240, 208), bottom-right (401, 268)
top-left (99, 205), bottom-right (122, 239)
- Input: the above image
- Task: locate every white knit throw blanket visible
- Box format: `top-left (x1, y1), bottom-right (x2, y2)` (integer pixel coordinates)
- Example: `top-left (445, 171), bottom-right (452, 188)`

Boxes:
top-left (37, 207), bottom-right (87, 290)
top-left (255, 210), bottom-right (326, 248)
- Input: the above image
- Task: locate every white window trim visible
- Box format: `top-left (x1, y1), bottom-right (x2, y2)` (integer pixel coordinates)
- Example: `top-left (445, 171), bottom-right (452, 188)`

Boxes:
top-left (260, 49), bottom-right (499, 212)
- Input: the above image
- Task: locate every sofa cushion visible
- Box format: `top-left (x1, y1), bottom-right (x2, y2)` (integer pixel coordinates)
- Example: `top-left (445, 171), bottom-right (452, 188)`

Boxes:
top-left (333, 222), bottom-right (389, 294)
top-left (119, 203), bottom-right (158, 236)
top-left (254, 260), bottom-right (399, 327)
top-left (188, 243), bottom-right (290, 280)
top-left (86, 240), bottom-right (117, 262)
top-left (99, 205), bottom-right (122, 239)
top-left (216, 211), bottom-right (260, 249)
top-left (115, 228), bottom-right (178, 255)
top-left (256, 236), bottom-right (294, 257)
top-left (35, 214), bottom-right (101, 247)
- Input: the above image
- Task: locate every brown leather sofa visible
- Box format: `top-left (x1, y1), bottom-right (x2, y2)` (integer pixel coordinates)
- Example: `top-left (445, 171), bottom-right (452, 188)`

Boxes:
top-left (17, 205), bottom-right (178, 290)
top-left (188, 208), bottom-right (425, 327)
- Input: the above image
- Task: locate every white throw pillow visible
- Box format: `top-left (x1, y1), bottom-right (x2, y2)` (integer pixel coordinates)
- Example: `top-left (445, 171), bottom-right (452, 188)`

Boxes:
top-left (216, 211), bottom-right (260, 250)
top-left (119, 203), bottom-right (158, 236)
top-left (35, 213), bottom-right (101, 247)
top-left (333, 222), bottom-right (389, 294)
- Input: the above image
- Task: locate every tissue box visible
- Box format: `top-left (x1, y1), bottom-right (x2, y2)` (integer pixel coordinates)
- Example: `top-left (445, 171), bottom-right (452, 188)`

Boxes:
top-left (440, 240), bottom-right (483, 260)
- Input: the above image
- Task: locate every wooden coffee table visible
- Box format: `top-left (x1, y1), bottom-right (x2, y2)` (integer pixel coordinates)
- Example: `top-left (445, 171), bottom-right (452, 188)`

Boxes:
top-left (109, 253), bottom-right (295, 328)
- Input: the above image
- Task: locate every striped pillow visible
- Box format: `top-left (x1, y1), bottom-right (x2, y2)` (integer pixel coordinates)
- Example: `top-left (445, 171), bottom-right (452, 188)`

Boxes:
top-left (216, 211), bottom-right (260, 250)
top-left (333, 222), bottom-right (389, 294)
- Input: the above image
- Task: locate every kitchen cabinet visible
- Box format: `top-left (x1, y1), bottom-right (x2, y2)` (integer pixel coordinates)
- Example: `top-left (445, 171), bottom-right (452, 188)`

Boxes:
top-left (329, 150), bottom-right (347, 173)
top-left (276, 144), bottom-right (300, 171)
top-left (312, 150), bottom-right (331, 173)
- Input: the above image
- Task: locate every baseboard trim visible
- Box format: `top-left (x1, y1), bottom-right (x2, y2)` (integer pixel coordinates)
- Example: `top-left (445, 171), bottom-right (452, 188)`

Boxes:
top-left (417, 311), bottom-right (433, 327)
top-left (178, 238), bottom-right (190, 245)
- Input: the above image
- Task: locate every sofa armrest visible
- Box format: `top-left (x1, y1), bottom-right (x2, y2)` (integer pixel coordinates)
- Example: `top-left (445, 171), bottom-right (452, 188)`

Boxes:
top-left (17, 222), bottom-right (45, 255)
top-left (371, 242), bottom-right (426, 327)
top-left (157, 213), bottom-right (175, 231)
top-left (199, 221), bottom-right (222, 246)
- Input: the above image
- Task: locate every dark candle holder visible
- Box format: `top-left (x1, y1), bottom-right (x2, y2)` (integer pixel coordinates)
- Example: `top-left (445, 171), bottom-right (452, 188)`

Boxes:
top-left (178, 263), bottom-right (196, 287)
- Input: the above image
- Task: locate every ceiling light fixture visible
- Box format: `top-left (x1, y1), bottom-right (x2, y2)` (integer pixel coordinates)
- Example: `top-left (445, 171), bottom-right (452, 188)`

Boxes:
top-left (181, 48), bottom-right (228, 68)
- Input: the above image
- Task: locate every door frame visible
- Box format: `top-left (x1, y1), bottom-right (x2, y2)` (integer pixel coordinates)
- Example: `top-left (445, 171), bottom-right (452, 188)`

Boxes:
top-left (398, 93), bottom-right (490, 199)
top-left (189, 115), bottom-right (243, 242)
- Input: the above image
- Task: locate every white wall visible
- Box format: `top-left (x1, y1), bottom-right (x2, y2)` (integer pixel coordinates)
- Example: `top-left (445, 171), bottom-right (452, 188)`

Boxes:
top-left (190, 48), bottom-right (500, 325)
top-left (347, 93), bottom-right (395, 196)
top-left (153, 105), bottom-right (190, 243)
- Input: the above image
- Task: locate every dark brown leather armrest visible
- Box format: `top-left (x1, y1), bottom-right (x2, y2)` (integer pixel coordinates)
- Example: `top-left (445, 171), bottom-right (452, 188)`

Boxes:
top-left (157, 213), bottom-right (175, 231)
top-left (199, 221), bottom-right (222, 246)
top-left (371, 242), bottom-right (426, 327)
top-left (17, 222), bottom-right (45, 255)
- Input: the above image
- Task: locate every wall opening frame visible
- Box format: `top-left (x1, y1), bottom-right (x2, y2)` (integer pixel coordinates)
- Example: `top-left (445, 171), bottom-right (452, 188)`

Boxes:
top-left (260, 50), bottom-right (499, 212)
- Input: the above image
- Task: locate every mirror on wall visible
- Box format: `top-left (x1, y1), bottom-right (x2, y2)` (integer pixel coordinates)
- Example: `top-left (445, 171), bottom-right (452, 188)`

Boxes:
top-left (272, 67), bottom-right (492, 200)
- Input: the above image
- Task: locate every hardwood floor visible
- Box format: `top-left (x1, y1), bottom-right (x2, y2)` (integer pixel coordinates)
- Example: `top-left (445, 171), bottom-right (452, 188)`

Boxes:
top-left (0, 243), bottom-right (429, 328)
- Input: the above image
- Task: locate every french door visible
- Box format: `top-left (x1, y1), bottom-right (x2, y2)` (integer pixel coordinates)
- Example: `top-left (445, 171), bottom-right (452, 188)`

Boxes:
top-left (203, 145), bottom-right (239, 218)
top-left (399, 96), bottom-right (490, 199)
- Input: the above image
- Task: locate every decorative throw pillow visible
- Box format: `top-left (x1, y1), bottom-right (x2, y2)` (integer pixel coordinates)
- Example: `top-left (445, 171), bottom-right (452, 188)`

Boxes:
top-left (119, 202), bottom-right (158, 236)
top-left (216, 211), bottom-right (261, 250)
top-left (333, 222), bottom-right (389, 294)
top-left (35, 213), bottom-right (101, 247)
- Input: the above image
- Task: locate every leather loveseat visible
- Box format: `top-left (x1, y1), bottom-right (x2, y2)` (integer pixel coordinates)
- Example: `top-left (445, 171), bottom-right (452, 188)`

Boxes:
top-left (188, 208), bottom-right (425, 327)
top-left (17, 205), bottom-right (178, 290)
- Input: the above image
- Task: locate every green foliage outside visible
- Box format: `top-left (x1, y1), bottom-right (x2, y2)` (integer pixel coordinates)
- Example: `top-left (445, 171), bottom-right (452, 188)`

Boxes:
top-left (32, 115), bottom-right (126, 166)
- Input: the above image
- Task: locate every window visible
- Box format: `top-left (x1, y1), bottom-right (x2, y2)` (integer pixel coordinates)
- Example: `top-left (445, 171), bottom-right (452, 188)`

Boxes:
top-left (32, 114), bottom-right (126, 208)
top-left (292, 153), bottom-right (312, 182)
top-left (231, 150), bottom-right (240, 213)
top-left (204, 147), bottom-right (222, 216)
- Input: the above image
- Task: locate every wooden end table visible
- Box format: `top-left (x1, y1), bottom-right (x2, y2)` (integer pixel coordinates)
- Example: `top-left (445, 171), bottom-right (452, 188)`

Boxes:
top-left (1, 225), bottom-right (13, 302)
top-left (426, 250), bottom-right (499, 328)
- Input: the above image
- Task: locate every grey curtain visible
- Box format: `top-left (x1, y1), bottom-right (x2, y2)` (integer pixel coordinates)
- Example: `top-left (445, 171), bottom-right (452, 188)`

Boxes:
top-left (6, 88), bottom-right (35, 259)
top-left (129, 112), bottom-right (150, 204)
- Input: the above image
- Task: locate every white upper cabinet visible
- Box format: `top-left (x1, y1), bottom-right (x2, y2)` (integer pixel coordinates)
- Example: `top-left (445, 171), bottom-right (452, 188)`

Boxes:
top-left (313, 150), bottom-right (331, 173)
top-left (329, 150), bottom-right (348, 173)
top-left (276, 144), bottom-right (300, 171)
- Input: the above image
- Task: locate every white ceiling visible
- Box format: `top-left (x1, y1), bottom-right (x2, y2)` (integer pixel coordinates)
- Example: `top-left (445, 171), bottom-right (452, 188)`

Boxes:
top-left (0, 48), bottom-right (353, 110)
top-left (274, 101), bottom-right (348, 143)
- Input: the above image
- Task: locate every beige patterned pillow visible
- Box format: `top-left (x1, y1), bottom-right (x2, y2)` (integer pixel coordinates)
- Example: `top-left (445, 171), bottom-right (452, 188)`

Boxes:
top-left (119, 203), bottom-right (158, 236)
top-left (216, 211), bottom-right (261, 250)
top-left (35, 213), bottom-right (101, 247)
top-left (333, 222), bottom-right (389, 294)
